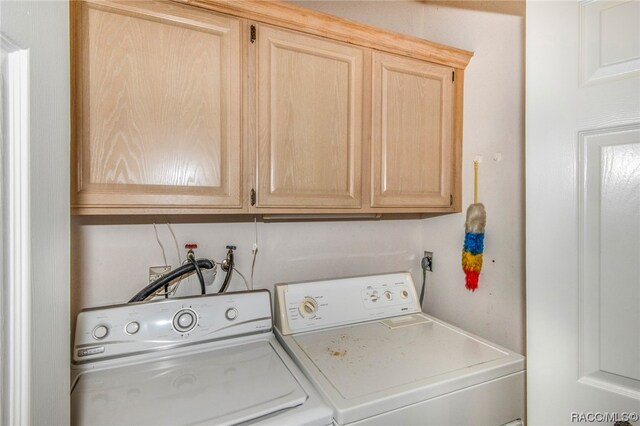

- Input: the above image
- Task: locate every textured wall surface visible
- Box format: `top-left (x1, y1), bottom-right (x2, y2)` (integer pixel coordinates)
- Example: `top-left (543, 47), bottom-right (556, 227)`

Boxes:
top-left (72, 217), bottom-right (423, 315)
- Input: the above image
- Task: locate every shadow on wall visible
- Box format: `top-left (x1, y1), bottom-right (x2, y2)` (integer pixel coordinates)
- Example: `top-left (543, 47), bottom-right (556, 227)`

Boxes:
top-left (422, 0), bottom-right (525, 17)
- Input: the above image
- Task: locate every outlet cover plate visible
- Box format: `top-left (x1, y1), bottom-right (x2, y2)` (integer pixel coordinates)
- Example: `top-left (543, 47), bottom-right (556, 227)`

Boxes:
top-left (149, 265), bottom-right (171, 283)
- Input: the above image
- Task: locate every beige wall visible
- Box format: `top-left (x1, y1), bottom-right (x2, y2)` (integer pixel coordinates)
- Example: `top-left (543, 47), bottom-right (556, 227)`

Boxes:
top-left (419, 2), bottom-right (525, 356)
top-left (72, 1), bottom-right (525, 354)
top-left (72, 217), bottom-right (423, 315)
top-left (291, 1), bottom-right (526, 353)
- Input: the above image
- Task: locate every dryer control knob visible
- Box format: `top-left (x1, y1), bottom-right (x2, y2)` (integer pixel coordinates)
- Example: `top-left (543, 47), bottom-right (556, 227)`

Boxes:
top-left (298, 297), bottom-right (318, 318)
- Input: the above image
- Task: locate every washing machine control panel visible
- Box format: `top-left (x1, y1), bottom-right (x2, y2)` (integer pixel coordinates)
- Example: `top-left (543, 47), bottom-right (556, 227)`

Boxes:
top-left (274, 272), bottom-right (421, 335)
top-left (73, 290), bottom-right (272, 363)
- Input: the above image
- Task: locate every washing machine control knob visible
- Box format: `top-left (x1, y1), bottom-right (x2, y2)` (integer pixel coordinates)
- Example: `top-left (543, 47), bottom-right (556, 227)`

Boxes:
top-left (383, 291), bottom-right (393, 301)
top-left (173, 309), bottom-right (197, 333)
top-left (225, 307), bottom-right (238, 321)
top-left (125, 321), bottom-right (140, 335)
top-left (92, 325), bottom-right (109, 340)
top-left (370, 291), bottom-right (379, 302)
top-left (298, 297), bottom-right (318, 318)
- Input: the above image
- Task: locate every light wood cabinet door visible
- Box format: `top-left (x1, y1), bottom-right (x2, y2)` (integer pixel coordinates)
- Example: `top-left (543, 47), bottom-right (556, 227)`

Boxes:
top-left (72, 1), bottom-right (242, 211)
top-left (255, 25), bottom-right (364, 208)
top-left (371, 51), bottom-right (454, 208)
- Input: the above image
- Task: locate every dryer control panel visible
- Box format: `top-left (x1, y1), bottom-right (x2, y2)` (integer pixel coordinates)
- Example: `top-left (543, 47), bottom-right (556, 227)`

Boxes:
top-left (274, 272), bottom-right (421, 335)
top-left (73, 290), bottom-right (272, 363)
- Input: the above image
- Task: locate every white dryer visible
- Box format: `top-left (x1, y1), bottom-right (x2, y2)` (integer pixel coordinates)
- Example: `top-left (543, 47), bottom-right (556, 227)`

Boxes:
top-left (71, 290), bottom-right (333, 425)
top-left (274, 272), bottom-right (525, 425)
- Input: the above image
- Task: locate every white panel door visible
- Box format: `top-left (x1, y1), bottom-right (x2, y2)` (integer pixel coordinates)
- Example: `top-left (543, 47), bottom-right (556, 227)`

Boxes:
top-left (527, 1), bottom-right (640, 425)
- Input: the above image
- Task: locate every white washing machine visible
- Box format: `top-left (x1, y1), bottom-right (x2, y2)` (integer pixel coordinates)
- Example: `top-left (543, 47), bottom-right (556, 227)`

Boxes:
top-left (71, 290), bottom-right (333, 425)
top-left (274, 272), bottom-right (525, 425)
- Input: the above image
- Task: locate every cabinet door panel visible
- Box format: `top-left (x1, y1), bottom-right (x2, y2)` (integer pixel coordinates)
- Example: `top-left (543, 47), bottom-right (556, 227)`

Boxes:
top-left (74, 1), bottom-right (242, 208)
top-left (256, 25), bottom-right (363, 208)
top-left (372, 52), bottom-right (453, 207)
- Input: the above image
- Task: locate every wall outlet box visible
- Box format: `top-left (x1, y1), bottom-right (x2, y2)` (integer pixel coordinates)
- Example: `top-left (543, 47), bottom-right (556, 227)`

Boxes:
top-left (422, 251), bottom-right (433, 271)
top-left (149, 265), bottom-right (171, 283)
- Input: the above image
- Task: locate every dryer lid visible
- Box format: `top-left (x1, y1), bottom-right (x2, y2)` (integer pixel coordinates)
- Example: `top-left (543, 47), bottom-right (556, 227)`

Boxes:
top-left (71, 340), bottom-right (308, 425)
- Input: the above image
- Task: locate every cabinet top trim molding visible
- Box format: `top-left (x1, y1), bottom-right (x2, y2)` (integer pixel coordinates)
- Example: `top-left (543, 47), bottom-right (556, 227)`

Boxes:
top-left (170, 0), bottom-right (474, 69)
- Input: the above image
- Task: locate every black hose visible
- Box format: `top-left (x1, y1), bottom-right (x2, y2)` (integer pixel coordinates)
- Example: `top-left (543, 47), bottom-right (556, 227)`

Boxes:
top-left (128, 258), bottom-right (214, 303)
top-left (189, 257), bottom-right (206, 295)
top-left (219, 267), bottom-right (233, 293)
top-left (419, 268), bottom-right (426, 306)
top-left (218, 252), bottom-right (234, 293)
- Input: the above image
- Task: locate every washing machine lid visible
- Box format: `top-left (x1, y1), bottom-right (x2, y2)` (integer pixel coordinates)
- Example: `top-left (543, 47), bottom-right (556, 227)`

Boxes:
top-left (71, 340), bottom-right (308, 426)
top-left (290, 314), bottom-right (525, 423)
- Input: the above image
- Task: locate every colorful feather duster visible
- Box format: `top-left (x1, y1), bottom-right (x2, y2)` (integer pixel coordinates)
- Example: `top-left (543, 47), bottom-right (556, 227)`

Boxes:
top-left (462, 161), bottom-right (486, 291)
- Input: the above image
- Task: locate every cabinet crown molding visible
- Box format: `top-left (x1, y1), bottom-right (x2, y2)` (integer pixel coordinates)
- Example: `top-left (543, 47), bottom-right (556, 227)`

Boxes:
top-left (171, 0), bottom-right (474, 69)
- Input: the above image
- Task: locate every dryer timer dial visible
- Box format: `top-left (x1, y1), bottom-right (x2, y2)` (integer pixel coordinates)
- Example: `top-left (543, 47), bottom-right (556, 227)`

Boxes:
top-left (298, 297), bottom-right (318, 318)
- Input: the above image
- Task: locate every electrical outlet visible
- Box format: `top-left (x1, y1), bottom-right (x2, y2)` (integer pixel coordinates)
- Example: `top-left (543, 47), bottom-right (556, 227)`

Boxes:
top-left (149, 265), bottom-right (171, 283)
top-left (422, 251), bottom-right (433, 272)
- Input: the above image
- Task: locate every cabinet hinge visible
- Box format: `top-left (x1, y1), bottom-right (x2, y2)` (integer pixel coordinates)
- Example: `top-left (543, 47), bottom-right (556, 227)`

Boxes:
top-left (452, 70), bottom-right (455, 82)
top-left (250, 189), bottom-right (256, 206)
top-left (250, 25), bottom-right (256, 43)
top-left (450, 194), bottom-right (453, 206)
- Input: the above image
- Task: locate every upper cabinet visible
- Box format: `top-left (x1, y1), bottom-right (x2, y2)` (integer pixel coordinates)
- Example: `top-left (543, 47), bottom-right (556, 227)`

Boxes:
top-left (255, 25), bottom-right (364, 208)
top-left (371, 52), bottom-right (454, 208)
top-left (71, 0), bottom-right (472, 215)
top-left (72, 1), bottom-right (243, 213)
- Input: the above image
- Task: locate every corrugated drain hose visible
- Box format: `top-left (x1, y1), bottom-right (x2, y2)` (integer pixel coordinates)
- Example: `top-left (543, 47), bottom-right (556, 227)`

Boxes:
top-left (128, 258), bottom-right (214, 303)
top-left (189, 257), bottom-right (206, 295)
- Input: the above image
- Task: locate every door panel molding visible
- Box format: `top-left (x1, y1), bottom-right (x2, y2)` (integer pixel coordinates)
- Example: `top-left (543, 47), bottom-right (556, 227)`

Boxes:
top-left (578, 123), bottom-right (640, 399)
top-left (579, 0), bottom-right (640, 86)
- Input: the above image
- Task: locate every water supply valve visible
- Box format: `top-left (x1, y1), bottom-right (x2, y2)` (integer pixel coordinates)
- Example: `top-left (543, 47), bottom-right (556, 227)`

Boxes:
top-left (221, 245), bottom-right (236, 272)
top-left (185, 243), bottom-right (198, 261)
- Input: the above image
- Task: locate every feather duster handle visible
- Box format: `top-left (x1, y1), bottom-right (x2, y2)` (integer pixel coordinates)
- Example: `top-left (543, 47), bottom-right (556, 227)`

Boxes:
top-left (462, 160), bottom-right (486, 291)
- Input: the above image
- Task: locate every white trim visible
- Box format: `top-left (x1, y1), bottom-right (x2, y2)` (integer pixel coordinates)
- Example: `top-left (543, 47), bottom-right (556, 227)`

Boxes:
top-left (577, 123), bottom-right (640, 400)
top-left (1, 35), bottom-right (31, 426)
